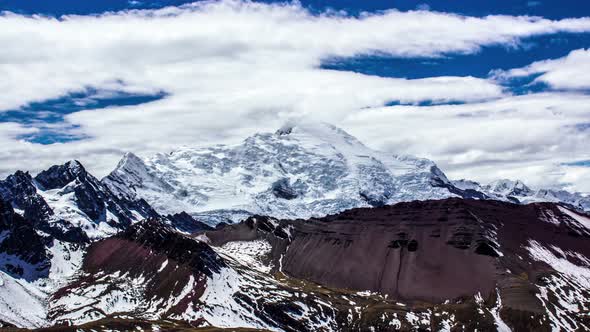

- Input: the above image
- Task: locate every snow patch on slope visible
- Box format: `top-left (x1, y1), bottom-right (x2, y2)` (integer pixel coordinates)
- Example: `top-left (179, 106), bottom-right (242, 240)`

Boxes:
top-left (526, 240), bottom-right (590, 331)
top-left (37, 185), bottom-right (119, 240)
top-left (215, 239), bottom-right (273, 273)
top-left (180, 266), bottom-right (277, 330)
top-left (0, 271), bottom-right (47, 327)
top-left (490, 290), bottom-right (512, 332)
top-left (0, 240), bottom-right (84, 328)
top-left (558, 206), bottom-right (590, 230)
top-left (526, 240), bottom-right (590, 290)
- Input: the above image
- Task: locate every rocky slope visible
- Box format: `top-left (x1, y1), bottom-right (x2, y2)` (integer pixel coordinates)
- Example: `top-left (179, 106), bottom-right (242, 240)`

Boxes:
top-left (0, 196), bottom-right (85, 328)
top-left (0, 160), bottom-right (161, 328)
top-left (48, 219), bottom-right (343, 331)
top-left (3, 198), bottom-right (589, 331)
top-left (0, 160), bottom-right (159, 241)
top-left (205, 198), bottom-right (590, 331)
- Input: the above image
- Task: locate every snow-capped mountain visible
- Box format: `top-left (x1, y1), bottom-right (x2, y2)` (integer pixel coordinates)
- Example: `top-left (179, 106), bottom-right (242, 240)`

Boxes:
top-left (486, 179), bottom-right (533, 197)
top-left (103, 122), bottom-right (590, 225)
top-left (0, 160), bottom-right (164, 328)
top-left (0, 157), bottom-right (234, 329)
top-left (453, 178), bottom-right (590, 211)
top-left (103, 122), bottom-right (472, 225)
top-left (0, 160), bottom-right (159, 240)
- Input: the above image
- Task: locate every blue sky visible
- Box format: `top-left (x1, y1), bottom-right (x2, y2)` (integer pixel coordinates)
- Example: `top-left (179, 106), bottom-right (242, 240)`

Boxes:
top-left (2, 0), bottom-right (589, 18)
top-left (0, 0), bottom-right (589, 191)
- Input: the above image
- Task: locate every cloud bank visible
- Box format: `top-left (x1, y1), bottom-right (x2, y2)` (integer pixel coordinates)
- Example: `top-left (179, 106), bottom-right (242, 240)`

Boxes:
top-left (493, 48), bottom-right (590, 90)
top-left (0, 0), bottom-right (589, 192)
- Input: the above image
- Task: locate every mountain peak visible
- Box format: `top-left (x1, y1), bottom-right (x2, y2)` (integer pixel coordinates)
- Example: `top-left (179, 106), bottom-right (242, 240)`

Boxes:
top-left (272, 121), bottom-right (366, 152)
top-left (66, 160), bottom-right (84, 173)
top-left (117, 152), bottom-right (144, 169)
top-left (34, 160), bottom-right (88, 190)
top-left (2, 170), bottom-right (35, 189)
top-left (102, 151), bottom-right (156, 201)
top-left (275, 122), bottom-right (295, 136)
top-left (487, 178), bottom-right (532, 196)
top-left (103, 121), bottom-right (456, 223)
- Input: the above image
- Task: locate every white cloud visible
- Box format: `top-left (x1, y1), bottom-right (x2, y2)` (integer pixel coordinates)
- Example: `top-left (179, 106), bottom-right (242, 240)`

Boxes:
top-left (0, 1), bottom-right (589, 192)
top-left (492, 48), bottom-right (590, 90)
top-left (2, 1), bottom-right (590, 110)
top-left (342, 92), bottom-right (590, 191)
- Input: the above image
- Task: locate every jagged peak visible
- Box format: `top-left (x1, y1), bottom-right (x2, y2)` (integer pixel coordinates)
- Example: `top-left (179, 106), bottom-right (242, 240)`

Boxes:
top-left (102, 152), bottom-right (156, 201)
top-left (483, 179), bottom-right (534, 199)
top-left (108, 152), bottom-right (149, 178)
top-left (118, 152), bottom-right (145, 168)
top-left (12, 169), bottom-right (32, 178)
top-left (65, 160), bottom-right (84, 173)
top-left (34, 160), bottom-right (89, 190)
top-left (3, 170), bottom-right (34, 184)
top-left (488, 179), bottom-right (529, 190)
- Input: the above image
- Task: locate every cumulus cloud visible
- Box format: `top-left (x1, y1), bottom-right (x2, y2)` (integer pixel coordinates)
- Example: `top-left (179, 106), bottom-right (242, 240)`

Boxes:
top-left (343, 92), bottom-right (590, 191)
top-left (0, 0), bottom-right (589, 192)
top-left (492, 48), bottom-right (590, 90)
top-left (2, 0), bottom-right (590, 110)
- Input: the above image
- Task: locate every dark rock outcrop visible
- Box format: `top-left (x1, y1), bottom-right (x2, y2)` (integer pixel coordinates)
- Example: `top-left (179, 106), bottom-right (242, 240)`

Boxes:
top-left (0, 170), bottom-right (53, 226)
top-left (35, 160), bottom-right (87, 190)
top-left (0, 197), bottom-right (51, 280)
top-left (114, 218), bottom-right (225, 276)
top-left (271, 178), bottom-right (298, 200)
top-left (166, 211), bottom-right (214, 234)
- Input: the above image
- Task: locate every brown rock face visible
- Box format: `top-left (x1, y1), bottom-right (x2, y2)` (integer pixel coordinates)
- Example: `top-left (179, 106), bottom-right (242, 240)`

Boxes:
top-left (45, 199), bottom-right (590, 331)
top-left (284, 212), bottom-right (498, 302)
top-left (208, 198), bottom-right (590, 306)
top-left (281, 199), bottom-right (502, 302)
top-left (50, 219), bottom-right (226, 324)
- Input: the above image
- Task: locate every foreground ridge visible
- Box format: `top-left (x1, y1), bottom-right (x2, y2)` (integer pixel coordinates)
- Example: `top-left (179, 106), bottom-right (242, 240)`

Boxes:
top-left (1, 197), bottom-right (588, 331)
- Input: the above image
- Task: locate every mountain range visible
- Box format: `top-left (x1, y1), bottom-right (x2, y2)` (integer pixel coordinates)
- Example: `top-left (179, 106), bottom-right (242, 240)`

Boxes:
top-left (103, 122), bottom-right (589, 225)
top-left (0, 122), bottom-right (589, 331)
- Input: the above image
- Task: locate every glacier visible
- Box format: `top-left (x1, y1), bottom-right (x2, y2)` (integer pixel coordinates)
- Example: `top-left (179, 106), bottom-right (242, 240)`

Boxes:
top-left (103, 122), bottom-right (461, 225)
top-left (103, 122), bottom-right (589, 225)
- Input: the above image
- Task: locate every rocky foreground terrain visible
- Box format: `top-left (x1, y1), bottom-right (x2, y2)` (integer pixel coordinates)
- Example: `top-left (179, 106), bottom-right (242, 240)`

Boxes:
top-left (1, 196), bottom-right (590, 331)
